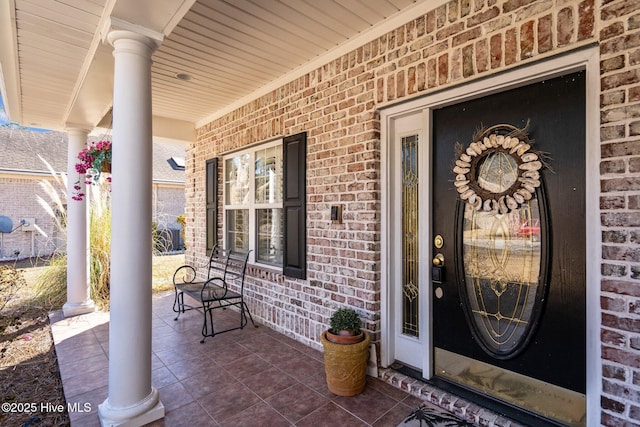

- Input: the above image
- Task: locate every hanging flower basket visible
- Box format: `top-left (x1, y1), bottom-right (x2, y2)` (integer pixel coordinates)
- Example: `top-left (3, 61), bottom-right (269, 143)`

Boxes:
top-left (72, 140), bottom-right (112, 201)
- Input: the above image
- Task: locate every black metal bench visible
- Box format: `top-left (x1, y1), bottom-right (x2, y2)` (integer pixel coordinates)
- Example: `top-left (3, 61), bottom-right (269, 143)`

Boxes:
top-left (172, 246), bottom-right (257, 342)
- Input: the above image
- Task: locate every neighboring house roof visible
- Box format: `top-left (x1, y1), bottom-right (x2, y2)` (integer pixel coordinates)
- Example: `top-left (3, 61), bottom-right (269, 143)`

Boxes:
top-left (0, 126), bottom-right (185, 184)
top-left (150, 139), bottom-right (186, 184)
top-left (0, 127), bottom-right (67, 174)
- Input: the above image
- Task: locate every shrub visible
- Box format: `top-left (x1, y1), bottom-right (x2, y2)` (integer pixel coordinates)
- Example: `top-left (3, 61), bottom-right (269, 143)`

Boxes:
top-left (176, 214), bottom-right (186, 250)
top-left (329, 308), bottom-right (362, 335)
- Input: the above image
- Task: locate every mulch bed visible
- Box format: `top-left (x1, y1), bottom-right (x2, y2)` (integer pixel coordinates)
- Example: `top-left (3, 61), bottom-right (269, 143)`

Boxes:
top-left (0, 264), bottom-right (69, 426)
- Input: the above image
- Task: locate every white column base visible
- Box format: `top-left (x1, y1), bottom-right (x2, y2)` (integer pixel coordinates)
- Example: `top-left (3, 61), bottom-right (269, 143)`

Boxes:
top-left (98, 388), bottom-right (164, 427)
top-left (62, 300), bottom-right (96, 318)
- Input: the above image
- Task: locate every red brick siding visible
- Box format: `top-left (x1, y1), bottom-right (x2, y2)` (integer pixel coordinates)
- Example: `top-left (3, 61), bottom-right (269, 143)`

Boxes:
top-left (185, 1), bottom-right (640, 422)
top-left (599, 0), bottom-right (640, 423)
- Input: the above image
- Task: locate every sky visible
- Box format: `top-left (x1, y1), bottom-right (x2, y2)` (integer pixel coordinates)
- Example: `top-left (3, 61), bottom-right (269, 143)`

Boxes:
top-left (0, 95), bottom-right (49, 132)
top-left (0, 96), bottom-right (9, 126)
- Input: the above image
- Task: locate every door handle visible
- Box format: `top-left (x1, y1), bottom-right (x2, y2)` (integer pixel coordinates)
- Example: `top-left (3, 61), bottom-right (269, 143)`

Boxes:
top-left (432, 253), bottom-right (445, 266)
top-left (432, 253), bottom-right (445, 284)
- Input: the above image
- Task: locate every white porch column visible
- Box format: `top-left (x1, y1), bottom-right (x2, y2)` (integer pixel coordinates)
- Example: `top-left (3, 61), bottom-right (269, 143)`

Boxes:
top-left (98, 30), bottom-right (164, 427)
top-left (63, 127), bottom-right (95, 317)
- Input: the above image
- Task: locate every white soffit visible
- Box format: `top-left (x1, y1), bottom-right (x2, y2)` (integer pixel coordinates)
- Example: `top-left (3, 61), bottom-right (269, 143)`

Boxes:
top-left (3, 0), bottom-right (442, 134)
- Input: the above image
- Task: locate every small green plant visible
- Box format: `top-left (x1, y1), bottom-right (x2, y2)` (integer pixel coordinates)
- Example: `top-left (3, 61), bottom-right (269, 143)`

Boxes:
top-left (330, 308), bottom-right (362, 335)
top-left (176, 214), bottom-right (186, 250)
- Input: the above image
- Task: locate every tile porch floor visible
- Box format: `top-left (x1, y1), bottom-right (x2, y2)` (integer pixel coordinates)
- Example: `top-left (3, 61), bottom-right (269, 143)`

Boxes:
top-left (50, 291), bottom-right (451, 427)
top-left (50, 292), bottom-right (524, 427)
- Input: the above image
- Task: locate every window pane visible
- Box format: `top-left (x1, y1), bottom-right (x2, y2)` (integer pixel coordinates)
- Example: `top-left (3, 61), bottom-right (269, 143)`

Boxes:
top-left (462, 199), bottom-right (541, 356)
top-left (226, 209), bottom-right (249, 252)
top-left (255, 146), bottom-right (282, 204)
top-left (401, 134), bottom-right (419, 337)
top-left (256, 208), bottom-right (283, 264)
top-left (225, 154), bottom-right (250, 205)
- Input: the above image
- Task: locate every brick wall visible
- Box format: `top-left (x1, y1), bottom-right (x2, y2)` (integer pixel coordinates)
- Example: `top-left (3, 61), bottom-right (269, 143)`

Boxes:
top-left (153, 184), bottom-right (185, 230)
top-left (598, 0), bottom-right (640, 425)
top-left (0, 178), bottom-right (185, 260)
top-left (0, 175), bottom-right (64, 260)
top-left (186, 1), bottom-right (640, 423)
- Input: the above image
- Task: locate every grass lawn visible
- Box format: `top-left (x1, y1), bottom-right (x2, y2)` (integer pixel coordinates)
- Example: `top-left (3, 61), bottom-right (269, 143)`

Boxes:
top-left (10, 253), bottom-right (184, 297)
top-left (151, 254), bottom-right (185, 292)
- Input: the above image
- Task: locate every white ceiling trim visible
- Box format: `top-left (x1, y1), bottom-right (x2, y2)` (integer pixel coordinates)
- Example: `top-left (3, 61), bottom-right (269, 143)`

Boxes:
top-left (162, 0), bottom-right (198, 37)
top-left (63, 0), bottom-right (117, 128)
top-left (195, 0), bottom-right (445, 128)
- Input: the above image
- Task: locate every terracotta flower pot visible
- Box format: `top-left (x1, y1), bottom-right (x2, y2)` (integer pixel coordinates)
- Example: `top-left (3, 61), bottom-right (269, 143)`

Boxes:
top-left (325, 330), bottom-right (364, 344)
top-left (320, 330), bottom-right (370, 396)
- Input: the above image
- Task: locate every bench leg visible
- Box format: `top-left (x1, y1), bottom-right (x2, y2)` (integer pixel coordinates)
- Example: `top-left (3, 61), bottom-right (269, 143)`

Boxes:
top-left (240, 301), bottom-right (258, 329)
top-left (195, 298), bottom-right (257, 342)
top-left (201, 302), bottom-right (214, 343)
top-left (173, 290), bottom-right (185, 321)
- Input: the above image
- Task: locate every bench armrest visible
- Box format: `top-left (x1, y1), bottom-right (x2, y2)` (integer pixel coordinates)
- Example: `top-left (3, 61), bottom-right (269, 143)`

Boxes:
top-left (200, 277), bottom-right (228, 301)
top-left (173, 265), bottom-right (197, 285)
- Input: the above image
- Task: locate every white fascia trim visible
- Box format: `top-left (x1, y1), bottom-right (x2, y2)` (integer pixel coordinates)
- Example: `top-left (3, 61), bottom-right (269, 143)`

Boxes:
top-left (0, 0), bottom-right (21, 123)
top-left (195, 0), bottom-right (445, 128)
top-left (152, 179), bottom-right (185, 186)
top-left (0, 169), bottom-right (61, 178)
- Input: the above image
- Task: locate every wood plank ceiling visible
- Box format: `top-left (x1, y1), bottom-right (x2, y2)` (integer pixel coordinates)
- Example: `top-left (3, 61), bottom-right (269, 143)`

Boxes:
top-left (7, 0), bottom-right (420, 132)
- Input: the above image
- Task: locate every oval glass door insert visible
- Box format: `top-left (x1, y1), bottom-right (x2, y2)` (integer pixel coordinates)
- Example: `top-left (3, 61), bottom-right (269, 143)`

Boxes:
top-left (455, 127), bottom-right (549, 359)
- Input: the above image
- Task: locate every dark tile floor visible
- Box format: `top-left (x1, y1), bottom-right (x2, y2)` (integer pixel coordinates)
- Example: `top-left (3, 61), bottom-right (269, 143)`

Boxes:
top-left (50, 292), bottom-right (446, 427)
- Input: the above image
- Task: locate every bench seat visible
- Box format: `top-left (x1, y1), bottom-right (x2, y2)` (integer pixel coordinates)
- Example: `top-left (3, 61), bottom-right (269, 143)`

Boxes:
top-left (172, 247), bottom-right (257, 342)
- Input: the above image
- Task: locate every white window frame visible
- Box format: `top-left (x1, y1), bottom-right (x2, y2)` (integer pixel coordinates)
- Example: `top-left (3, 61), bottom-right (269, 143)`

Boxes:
top-left (222, 138), bottom-right (283, 266)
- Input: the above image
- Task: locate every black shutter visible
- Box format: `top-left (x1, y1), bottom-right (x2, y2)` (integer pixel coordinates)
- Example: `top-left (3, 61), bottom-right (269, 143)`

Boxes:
top-left (206, 157), bottom-right (218, 252)
top-left (283, 132), bottom-right (307, 279)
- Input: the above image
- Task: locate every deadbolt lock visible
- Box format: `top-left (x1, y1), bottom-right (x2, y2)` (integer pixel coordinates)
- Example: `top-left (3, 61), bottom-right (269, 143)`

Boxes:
top-left (434, 234), bottom-right (444, 249)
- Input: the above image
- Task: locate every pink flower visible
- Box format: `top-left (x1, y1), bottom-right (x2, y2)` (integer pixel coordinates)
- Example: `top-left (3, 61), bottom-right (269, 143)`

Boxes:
top-left (72, 139), bottom-right (112, 201)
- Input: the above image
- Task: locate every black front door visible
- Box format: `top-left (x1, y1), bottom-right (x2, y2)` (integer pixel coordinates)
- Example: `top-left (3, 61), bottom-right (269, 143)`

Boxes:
top-left (431, 72), bottom-right (586, 426)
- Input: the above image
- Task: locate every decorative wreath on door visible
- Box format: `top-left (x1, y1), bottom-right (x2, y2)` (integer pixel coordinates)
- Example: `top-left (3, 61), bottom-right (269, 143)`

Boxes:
top-left (453, 123), bottom-right (544, 214)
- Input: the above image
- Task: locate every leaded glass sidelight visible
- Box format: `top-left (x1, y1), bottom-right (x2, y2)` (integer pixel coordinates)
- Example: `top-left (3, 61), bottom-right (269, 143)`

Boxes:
top-left (459, 151), bottom-right (546, 358)
top-left (402, 135), bottom-right (419, 337)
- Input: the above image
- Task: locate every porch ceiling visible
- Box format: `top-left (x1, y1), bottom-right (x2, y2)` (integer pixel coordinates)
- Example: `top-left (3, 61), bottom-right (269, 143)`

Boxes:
top-left (0, 0), bottom-right (424, 140)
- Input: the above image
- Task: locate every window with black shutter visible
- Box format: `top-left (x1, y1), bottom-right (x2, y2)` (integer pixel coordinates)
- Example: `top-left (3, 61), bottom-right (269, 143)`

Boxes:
top-left (211, 131), bottom-right (306, 279)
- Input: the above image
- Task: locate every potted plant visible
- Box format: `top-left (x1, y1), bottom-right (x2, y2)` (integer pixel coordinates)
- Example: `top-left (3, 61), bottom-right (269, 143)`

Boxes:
top-left (320, 307), bottom-right (371, 396)
top-left (72, 139), bottom-right (112, 201)
top-left (327, 307), bottom-right (364, 344)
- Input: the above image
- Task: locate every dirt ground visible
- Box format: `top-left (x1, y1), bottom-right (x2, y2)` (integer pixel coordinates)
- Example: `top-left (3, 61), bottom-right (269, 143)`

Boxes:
top-left (0, 254), bottom-right (184, 427)
top-left (0, 260), bottom-right (68, 427)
